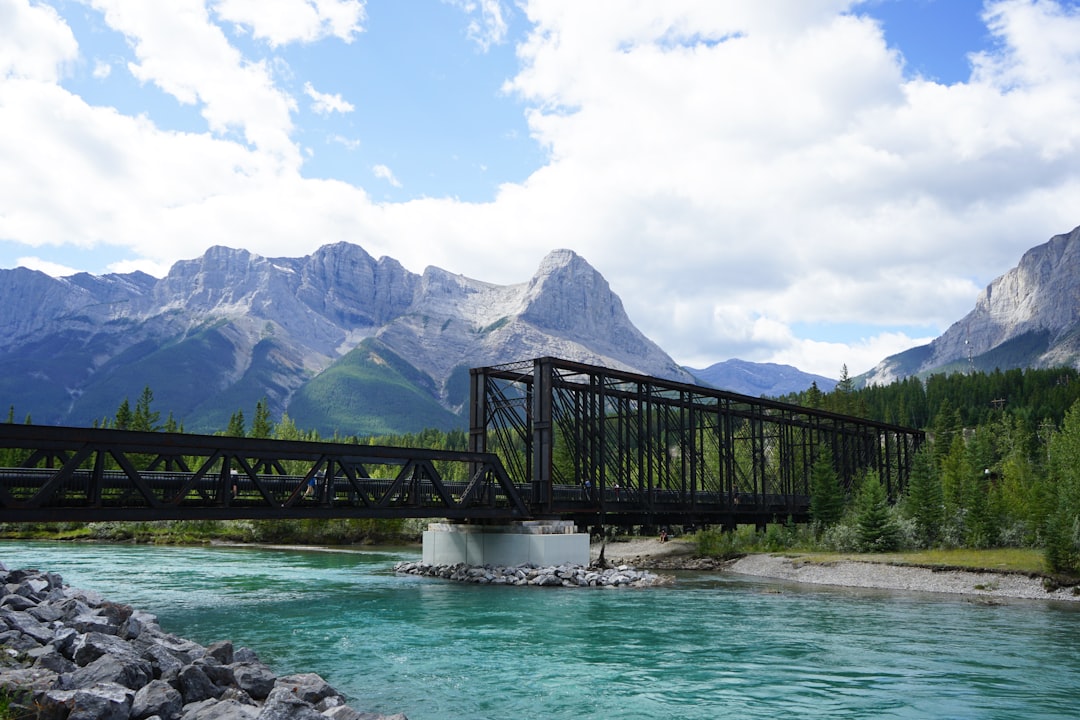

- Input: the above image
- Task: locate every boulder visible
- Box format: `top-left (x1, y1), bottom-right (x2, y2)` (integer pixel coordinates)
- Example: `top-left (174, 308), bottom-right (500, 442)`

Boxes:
top-left (177, 663), bottom-right (223, 704)
top-left (131, 678), bottom-right (183, 720)
top-left (67, 681), bottom-right (135, 720)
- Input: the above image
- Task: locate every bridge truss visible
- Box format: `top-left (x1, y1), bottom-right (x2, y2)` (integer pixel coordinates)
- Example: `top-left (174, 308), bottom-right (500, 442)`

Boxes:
top-left (470, 357), bottom-right (925, 528)
top-left (0, 424), bottom-right (526, 523)
top-left (0, 357), bottom-right (923, 529)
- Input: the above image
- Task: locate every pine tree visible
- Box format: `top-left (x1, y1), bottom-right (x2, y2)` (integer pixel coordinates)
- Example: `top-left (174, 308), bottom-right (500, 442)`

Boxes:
top-left (132, 386), bottom-right (160, 432)
top-left (225, 410), bottom-right (245, 438)
top-left (251, 399), bottom-right (273, 439)
top-left (809, 445), bottom-right (844, 530)
top-left (114, 399), bottom-right (133, 430)
top-left (903, 446), bottom-right (943, 547)
top-left (854, 470), bottom-right (901, 552)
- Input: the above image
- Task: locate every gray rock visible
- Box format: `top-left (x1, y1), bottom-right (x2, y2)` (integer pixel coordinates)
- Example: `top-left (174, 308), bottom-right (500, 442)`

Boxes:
top-left (3, 608), bottom-right (56, 644)
top-left (181, 697), bottom-right (260, 720)
top-left (64, 651), bottom-right (153, 691)
top-left (1, 593), bottom-right (38, 611)
top-left (68, 682), bottom-right (135, 720)
top-left (141, 642), bottom-right (185, 682)
top-left (274, 673), bottom-right (341, 705)
top-left (258, 686), bottom-right (325, 720)
top-left (230, 662), bottom-right (275, 701)
top-left (73, 631), bottom-right (136, 666)
top-left (207, 640), bottom-right (233, 665)
top-left (132, 678), bottom-right (183, 720)
top-left (178, 663), bottom-right (223, 704)
top-left (32, 646), bottom-right (77, 674)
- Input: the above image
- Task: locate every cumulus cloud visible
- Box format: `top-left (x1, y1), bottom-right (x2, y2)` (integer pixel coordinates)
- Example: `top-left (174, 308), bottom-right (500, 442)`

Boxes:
top-left (2, 0), bottom-right (1080, 379)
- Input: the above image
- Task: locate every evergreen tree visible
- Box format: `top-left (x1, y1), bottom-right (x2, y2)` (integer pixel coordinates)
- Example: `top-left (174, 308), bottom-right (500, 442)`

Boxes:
top-left (903, 446), bottom-right (943, 547)
top-left (114, 399), bottom-right (133, 430)
top-left (854, 470), bottom-right (901, 552)
top-left (809, 445), bottom-right (844, 530)
top-left (163, 412), bottom-right (180, 433)
top-left (940, 434), bottom-right (969, 521)
top-left (251, 399), bottom-right (273, 439)
top-left (225, 410), bottom-right (245, 438)
top-left (132, 386), bottom-right (160, 432)
top-left (1045, 400), bottom-right (1080, 572)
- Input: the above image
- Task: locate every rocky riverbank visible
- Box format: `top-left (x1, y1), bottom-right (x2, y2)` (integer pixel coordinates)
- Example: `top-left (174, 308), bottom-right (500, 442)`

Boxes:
top-left (393, 561), bottom-right (671, 587)
top-left (0, 563), bottom-right (406, 719)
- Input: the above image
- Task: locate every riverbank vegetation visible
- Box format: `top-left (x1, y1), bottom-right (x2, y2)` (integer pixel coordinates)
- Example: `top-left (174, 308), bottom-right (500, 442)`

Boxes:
top-left (692, 366), bottom-right (1080, 579)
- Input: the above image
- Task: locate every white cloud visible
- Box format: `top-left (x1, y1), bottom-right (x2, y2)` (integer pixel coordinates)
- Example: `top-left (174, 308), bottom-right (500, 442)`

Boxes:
top-left (446, 0), bottom-right (509, 51)
top-left (213, 0), bottom-right (366, 46)
top-left (89, 0), bottom-right (299, 165)
top-left (16, 256), bottom-right (79, 278)
top-left (92, 60), bottom-right (112, 79)
top-left (2, 0), bottom-right (1080, 380)
top-left (303, 82), bottom-right (354, 115)
top-left (0, 0), bottom-right (78, 82)
top-left (372, 164), bottom-right (401, 188)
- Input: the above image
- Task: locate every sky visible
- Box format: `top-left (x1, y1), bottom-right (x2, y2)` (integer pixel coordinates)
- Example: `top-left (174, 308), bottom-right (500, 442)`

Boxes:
top-left (2, 0), bottom-right (1080, 379)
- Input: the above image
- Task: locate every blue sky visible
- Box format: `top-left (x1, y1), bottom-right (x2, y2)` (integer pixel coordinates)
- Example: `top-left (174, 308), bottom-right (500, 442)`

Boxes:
top-left (2, 0), bottom-right (1080, 378)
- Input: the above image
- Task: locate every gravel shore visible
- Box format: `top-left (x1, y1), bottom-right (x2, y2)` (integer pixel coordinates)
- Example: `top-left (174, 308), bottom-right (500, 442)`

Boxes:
top-left (592, 539), bottom-right (1080, 603)
top-left (726, 554), bottom-right (1080, 603)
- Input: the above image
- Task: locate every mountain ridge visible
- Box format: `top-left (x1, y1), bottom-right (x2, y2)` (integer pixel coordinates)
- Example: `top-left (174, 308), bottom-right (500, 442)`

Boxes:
top-left (0, 244), bottom-right (695, 434)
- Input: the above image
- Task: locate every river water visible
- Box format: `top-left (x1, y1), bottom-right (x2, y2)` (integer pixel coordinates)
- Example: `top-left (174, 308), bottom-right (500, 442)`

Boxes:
top-left (1, 541), bottom-right (1077, 719)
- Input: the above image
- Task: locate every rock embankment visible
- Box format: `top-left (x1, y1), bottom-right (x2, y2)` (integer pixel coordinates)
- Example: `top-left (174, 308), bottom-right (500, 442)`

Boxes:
top-left (0, 563), bottom-right (406, 720)
top-left (394, 561), bottom-right (670, 588)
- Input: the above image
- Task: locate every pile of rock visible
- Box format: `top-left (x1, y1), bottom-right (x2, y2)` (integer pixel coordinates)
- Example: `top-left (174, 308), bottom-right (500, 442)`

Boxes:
top-left (0, 564), bottom-right (405, 720)
top-left (394, 561), bottom-right (671, 588)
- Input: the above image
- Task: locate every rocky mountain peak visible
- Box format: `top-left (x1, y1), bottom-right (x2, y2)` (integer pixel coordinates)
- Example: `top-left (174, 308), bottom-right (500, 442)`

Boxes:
top-left (864, 224), bottom-right (1080, 385)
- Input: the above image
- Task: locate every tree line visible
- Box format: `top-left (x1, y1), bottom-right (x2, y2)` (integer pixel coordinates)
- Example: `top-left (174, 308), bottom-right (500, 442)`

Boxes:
top-left (784, 366), bottom-right (1080, 574)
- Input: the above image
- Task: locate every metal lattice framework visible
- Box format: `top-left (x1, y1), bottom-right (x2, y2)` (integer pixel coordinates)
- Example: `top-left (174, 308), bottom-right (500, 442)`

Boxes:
top-left (0, 424), bottom-right (526, 523)
top-left (470, 357), bottom-right (925, 528)
top-left (0, 356), bottom-right (923, 528)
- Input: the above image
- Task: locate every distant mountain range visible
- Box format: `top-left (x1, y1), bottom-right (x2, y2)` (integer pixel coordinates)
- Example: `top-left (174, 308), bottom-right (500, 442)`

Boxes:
top-left (685, 359), bottom-right (836, 396)
top-left (3, 223), bottom-right (1077, 435)
top-left (863, 224), bottom-right (1080, 386)
top-left (0, 245), bottom-right (695, 435)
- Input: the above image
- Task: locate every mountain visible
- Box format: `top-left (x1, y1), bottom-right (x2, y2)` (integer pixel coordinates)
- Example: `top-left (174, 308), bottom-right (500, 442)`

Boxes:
top-left (0, 244), bottom-right (695, 435)
top-left (864, 225), bottom-right (1080, 385)
top-left (686, 359), bottom-right (837, 397)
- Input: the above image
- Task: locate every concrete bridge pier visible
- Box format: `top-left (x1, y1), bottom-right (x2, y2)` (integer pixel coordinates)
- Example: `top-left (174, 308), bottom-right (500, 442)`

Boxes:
top-left (422, 520), bottom-right (589, 567)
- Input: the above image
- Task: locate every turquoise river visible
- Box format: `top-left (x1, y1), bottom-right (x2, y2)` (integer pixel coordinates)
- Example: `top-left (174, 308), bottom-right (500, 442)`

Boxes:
top-left (1, 541), bottom-right (1077, 719)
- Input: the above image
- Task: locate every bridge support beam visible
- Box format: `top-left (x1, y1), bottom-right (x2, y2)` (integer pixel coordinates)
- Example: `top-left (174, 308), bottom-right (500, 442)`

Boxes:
top-left (422, 520), bottom-right (589, 567)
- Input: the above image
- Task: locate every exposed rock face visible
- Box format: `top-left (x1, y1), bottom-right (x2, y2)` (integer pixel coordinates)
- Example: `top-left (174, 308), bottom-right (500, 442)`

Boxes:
top-left (0, 563), bottom-right (406, 720)
top-left (865, 225), bottom-right (1080, 385)
top-left (0, 244), bottom-right (691, 432)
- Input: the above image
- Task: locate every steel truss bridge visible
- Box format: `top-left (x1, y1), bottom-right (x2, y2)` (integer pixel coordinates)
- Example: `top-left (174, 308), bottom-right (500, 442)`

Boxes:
top-left (0, 357), bottom-right (923, 529)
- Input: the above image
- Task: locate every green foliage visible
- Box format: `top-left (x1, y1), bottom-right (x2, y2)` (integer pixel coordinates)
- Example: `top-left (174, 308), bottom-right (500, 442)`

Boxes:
top-left (251, 398), bottom-right (273, 438)
top-left (854, 471), bottom-right (902, 553)
top-left (902, 446), bottom-right (943, 548)
top-left (809, 445), bottom-right (845, 530)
